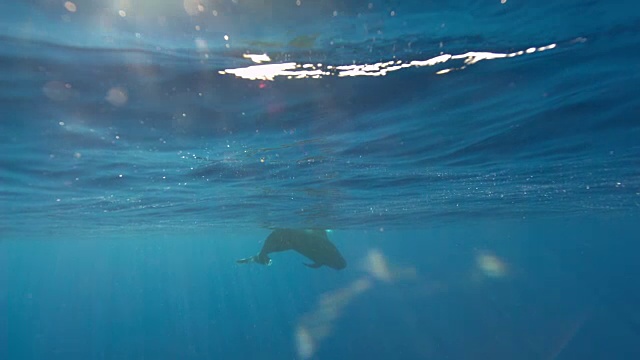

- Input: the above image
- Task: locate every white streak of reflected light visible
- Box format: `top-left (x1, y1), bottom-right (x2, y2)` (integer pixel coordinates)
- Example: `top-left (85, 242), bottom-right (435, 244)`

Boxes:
top-left (220, 43), bottom-right (557, 81)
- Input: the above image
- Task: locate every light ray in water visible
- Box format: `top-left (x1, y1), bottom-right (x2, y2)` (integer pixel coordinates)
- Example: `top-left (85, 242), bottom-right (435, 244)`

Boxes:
top-left (295, 278), bottom-right (373, 359)
top-left (294, 248), bottom-right (417, 359)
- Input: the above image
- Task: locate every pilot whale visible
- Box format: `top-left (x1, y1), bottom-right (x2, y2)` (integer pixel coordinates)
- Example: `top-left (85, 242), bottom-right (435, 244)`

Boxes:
top-left (236, 229), bottom-right (347, 270)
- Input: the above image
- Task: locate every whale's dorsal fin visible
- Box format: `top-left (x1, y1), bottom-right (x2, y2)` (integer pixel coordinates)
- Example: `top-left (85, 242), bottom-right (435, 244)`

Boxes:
top-left (303, 262), bottom-right (323, 269)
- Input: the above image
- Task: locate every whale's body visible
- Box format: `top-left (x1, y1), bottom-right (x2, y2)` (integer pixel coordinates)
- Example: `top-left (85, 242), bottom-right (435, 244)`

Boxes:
top-left (236, 229), bottom-right (347, 270)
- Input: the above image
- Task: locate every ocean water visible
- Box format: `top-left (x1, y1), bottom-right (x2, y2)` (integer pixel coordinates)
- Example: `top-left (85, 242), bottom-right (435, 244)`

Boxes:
top-left (1, 0), bottom-right (639, 359)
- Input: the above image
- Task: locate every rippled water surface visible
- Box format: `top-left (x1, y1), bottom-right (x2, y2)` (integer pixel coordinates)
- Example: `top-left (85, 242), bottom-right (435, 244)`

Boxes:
top-left (2, 0), bottom-right (639, 235)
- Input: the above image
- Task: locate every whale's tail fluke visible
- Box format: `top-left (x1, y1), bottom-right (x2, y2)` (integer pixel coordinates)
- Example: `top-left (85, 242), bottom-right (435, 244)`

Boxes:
top-left (236, 253), bottom-right (272, 266)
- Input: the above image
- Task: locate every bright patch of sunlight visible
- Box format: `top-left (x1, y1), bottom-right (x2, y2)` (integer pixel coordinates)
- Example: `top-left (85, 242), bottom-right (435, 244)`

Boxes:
top-left (243, 53), bottom-right (271, 64)
top-left (220, 43), bottom-right (557, 81)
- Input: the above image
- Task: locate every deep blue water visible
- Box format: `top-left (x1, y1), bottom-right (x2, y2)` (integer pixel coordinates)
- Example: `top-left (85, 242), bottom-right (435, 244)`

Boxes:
top-left (1, 0), bottom-right (639, 359)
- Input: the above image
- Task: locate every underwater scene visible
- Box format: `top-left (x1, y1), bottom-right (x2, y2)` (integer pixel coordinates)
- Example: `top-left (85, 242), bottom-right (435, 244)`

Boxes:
top-left (1, 0), bottom-right (639, 359)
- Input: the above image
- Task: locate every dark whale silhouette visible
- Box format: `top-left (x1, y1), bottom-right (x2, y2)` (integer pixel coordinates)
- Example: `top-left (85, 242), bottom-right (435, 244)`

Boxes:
top-left (236, 229), bottom-right (347, 270)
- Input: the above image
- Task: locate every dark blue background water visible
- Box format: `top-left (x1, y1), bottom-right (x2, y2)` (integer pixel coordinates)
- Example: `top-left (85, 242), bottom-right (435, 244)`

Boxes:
top-left (1, 0), bottom-right (639, 359)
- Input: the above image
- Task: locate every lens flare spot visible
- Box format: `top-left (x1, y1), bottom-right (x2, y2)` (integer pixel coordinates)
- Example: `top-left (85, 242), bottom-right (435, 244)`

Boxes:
top-left (64, 2), bottom-right (77, 12)
top-left (476, 251), bottom-right (508, 278)
top-left (183, 0), bottom-right (203, 16)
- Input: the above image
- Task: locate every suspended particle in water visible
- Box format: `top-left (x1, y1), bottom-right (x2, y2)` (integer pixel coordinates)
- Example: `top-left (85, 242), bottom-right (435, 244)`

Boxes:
top-left (106, 87), bottom-right (128, 106)
top-left (43, 81), bottom-right (72, 101)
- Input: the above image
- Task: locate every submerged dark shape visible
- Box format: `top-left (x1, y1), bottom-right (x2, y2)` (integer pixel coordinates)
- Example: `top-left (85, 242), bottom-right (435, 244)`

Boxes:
top-left (236, 229), bottom-right (347, 270)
